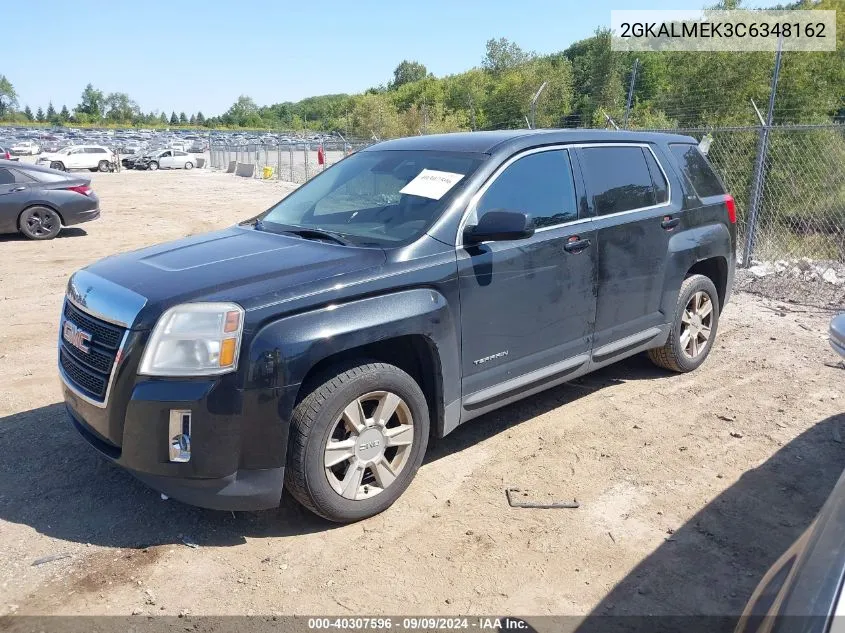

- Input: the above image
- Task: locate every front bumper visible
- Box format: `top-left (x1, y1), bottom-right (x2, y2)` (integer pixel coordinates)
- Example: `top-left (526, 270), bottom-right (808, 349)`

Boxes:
top-left (65, 403), bottom-right (285, 511)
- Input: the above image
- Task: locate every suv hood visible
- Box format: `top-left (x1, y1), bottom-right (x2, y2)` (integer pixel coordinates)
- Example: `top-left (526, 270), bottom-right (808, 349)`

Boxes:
top-left (81, 226), bottom-right (386, 329)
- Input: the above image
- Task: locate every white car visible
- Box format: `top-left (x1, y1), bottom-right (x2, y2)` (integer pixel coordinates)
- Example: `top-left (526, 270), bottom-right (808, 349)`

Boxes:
top-left (36, 145), bottom-right (114, 172)
top-left (10, 140), bottom-right (40, 155)
top-left (143, 149), bottom-right (195, 170)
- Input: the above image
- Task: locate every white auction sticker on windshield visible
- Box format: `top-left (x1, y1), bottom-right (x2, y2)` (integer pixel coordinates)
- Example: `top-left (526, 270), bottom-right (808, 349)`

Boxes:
top-left (400, 169), bottom-right (465, 200)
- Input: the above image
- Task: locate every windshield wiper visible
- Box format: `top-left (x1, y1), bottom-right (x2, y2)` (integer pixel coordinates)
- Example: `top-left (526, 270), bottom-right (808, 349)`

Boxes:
top-left (254, 221), bottom-right (351, 246)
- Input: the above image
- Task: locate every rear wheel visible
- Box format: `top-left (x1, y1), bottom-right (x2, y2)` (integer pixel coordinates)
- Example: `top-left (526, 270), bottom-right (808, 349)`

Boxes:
top-left (97, 160), bottom-right (110, 172)
top-left (648, 274), bottom-right (720, 373)
top-left (19, 206), bottom-right (61, 240)
top-left (285, 361), bottom-right (429, 522)
top-left (184, 161), bottom-right (193, 170)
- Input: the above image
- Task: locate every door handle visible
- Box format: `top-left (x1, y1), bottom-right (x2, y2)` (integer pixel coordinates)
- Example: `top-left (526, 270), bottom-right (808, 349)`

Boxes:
top-left (9, 186), bottom-right (26, 192)
top-left (661, 216), bottom-right (680, 231)
top-left (564, 236), bottom-right (591, 253)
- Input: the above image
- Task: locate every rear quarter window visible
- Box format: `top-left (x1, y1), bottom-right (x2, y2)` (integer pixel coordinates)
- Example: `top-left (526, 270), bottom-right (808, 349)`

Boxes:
top-left (669, 143), bottom-right (725, 198)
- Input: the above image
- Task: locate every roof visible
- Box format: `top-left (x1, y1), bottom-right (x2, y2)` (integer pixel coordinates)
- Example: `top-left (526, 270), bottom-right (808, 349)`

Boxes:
top-left (366, 129), bottom-right (698, 154)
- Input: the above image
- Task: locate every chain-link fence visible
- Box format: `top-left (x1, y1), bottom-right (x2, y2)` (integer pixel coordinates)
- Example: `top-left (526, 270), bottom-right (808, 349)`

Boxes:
top-left (209, 124), bottom-right (844, 308)
top-left (642, 124), bottom-right (845, 308)
top-left (208, 140), bottom-right (371, 183)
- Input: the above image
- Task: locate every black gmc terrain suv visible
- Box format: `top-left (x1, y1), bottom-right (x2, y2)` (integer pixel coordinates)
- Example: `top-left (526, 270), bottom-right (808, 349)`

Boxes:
top-left (59, 130), bottom-right (736, 522)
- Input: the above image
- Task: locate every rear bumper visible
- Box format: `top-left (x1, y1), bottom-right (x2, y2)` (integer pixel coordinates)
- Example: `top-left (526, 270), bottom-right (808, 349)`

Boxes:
top-left (64, 207), bottom-right (100, 226)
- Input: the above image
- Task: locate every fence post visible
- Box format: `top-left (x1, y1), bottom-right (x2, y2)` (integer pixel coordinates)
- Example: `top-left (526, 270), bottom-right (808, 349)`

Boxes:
top-left (623, 58), bottom-right (638, 128)
top-left (289, 146), bottom-right (294, 182)
top-left (742, 36), bottom-right (783, 267)
top-left (277, 141), bottom-right (282, 180)
top-left (304, 146), bottom-right (309, 181)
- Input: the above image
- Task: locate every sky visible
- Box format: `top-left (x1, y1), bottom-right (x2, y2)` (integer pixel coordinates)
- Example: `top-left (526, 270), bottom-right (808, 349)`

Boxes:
top-left (4, 0), bottom-right (776, 117)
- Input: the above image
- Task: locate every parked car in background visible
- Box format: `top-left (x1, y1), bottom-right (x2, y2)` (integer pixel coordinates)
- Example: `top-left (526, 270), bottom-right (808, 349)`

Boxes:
top-left (188, 140), bottom-right (205, 153)
top-left (831, 314), bottom-right (845, 358)
top-left (10, 140), bottom-right (40, 156)
top-left (733, 314), bottom-right (845, 633)
top-left (36, 146), bottom-right (114, 172)
top-left (136, 149), bottom-right (195, 170)
top-left (0, 159), bottom-right (100, 240)
top-left (0, 145), bottom-right (13, 161)
top-left (41, 140), bottom-right (64, 153)
top-left (58, 130), bottom-right (736, 522)
top-left (121, 150), bottom-right (147, 169)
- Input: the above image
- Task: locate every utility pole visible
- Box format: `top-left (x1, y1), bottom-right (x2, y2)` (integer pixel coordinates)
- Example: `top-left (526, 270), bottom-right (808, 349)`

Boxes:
top-left (623, 58), bottom-right (639, 128)
top-left (529, 81), bottom-right (548, 129)
top-left (743, 35), bottom-right (784, 268)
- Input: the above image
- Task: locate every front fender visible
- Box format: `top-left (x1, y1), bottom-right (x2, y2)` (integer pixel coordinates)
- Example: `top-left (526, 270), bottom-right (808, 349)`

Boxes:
top-left (245, 287), bottom-right (459, 421)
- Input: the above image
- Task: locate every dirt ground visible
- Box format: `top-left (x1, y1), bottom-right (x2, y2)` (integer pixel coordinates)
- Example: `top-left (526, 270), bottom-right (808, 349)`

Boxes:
top-left (0, 168), bottom-right (843, 627)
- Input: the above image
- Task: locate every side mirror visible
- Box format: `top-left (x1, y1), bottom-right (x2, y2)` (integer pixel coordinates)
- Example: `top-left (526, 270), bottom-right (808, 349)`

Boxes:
top-left (464, 210), bottom-right (534, 244)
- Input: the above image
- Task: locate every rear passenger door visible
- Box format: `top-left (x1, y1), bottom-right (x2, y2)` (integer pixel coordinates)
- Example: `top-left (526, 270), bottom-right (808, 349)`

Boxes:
top-left (458, 147), bottom-right (597, 415)
top-left (574, 144), bottom-right (679, 361)
top-left (0, 168), bottom-right (33, 233)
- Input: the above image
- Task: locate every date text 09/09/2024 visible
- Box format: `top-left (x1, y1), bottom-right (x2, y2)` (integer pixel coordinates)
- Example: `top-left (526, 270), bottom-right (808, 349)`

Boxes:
top-left (307, 617), bottom-right (530, 630)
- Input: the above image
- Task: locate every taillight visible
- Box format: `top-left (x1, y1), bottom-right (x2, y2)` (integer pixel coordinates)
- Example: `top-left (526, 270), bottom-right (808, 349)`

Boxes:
top-left (65, 185), bottom-right (92, 197)
top-left (724, 194), bottom-right (737, 224)
top-left (3, 152), bottom-right (9, 160)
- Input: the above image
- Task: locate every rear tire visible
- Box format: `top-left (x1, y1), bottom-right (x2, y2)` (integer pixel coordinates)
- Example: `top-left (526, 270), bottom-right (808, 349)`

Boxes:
top-left (19, 206), bottom-right (62, 240)
top-left (648, 274), bottom-right (720, 373)
top-left (98, 160), bottom-right (109, 172)
top-left (285, 361), bottom-right (429, 523)
top-left (184, 162), bottom-right (193, 170)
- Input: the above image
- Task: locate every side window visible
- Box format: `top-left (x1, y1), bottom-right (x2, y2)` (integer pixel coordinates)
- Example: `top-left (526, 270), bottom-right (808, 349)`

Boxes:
top-left (580, 146), bottom-right (657, 215)
top-left (643, 149), bottom-right (669, 204)
top-left (669, 143), bottom-right (725, 198)
top-left (9, 169), bottom-right (35, 183)
top-left (0, 168), bottom-right (15, 185)
top-left (475, 150), bottom-right (578, 229)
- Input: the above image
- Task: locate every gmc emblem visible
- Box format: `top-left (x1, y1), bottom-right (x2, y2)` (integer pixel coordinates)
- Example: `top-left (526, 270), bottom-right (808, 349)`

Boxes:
top-left (63, 321), bottom-right (92, 353)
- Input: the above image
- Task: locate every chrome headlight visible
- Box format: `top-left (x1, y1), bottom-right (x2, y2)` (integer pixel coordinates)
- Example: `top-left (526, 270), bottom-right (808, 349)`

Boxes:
top-left (138, 302), bottom-right (244, 377)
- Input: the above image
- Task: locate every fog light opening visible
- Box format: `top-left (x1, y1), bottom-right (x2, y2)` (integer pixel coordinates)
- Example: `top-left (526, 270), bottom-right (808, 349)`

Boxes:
top-left (168, 409), bottom-right (192, 463)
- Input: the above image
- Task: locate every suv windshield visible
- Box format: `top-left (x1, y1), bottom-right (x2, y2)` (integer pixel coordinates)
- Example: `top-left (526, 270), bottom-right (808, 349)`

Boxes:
top-left (258, 149), bottom-right (484, 246)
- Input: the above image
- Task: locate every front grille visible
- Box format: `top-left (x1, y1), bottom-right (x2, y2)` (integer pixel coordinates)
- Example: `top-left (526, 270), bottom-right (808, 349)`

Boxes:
top-left (63, 302), bottom-right (123, 349)
top-left (60, 300), bottom-right (127, 403)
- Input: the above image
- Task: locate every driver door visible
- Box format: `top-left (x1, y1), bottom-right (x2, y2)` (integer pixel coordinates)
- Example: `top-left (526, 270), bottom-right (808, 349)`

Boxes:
top-left (159, 151), bottom-right (174, 168)
top-left (457, 147), bottom-right (598, 416)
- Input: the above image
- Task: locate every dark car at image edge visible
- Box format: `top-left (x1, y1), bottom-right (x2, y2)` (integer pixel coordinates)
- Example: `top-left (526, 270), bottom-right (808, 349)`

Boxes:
top-left (58, 129), bottom-right (736, 522)
top-left (0, 159), bottom-right (100, 240)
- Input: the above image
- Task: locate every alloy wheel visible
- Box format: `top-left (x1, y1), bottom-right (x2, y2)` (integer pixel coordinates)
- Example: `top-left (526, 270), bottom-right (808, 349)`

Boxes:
top-left (680, 290), bottom-right (713, 359)
top-left (324, 391), bottom-right (414, 501)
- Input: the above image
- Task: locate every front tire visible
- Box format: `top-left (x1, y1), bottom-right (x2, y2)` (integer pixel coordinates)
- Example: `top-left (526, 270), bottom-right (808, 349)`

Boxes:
top-left (50, 161), bottom-right (65, 171)
top-left (285, 361), bottom-right (430, 523)
top-left (98, 160), bottom-right (110, 172)
top-left (148, 161), bottom-right (159, 171)
top-left (648, 274), bottom-right (720, 373)
top-left (19, 206), bottom-right (61, 240)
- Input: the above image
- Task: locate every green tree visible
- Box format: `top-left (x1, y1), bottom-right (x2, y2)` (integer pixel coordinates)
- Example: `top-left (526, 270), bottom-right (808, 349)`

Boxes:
top-left (59, 105), bottom-right (70, 122)
top-left (46, 101), bottom-right (57, 121)
top-left (189, 113), bottom-right (196, 125)
top-left (160, 112), bottom-right (168, 125)
top-left (179, 112), bottom-right (188, 124)
top-left (35, 106), bottom-right (45, 122)
top-left (0, 75), bottom-right (18, 118)
top-left (391, 60), bottom-right (428, 88)
top-left (105, 92), bottom-right (140, 123)
top-left (23, 105), bottom-right (33, 121)
top-left (170, 111), bottom-right (178, 125)
top-left (482, 38), bottom-right (533, 75)
top-left (77, 83), bottom-right (105, 119)
top-left (196, 111), bottom-right (205, 125)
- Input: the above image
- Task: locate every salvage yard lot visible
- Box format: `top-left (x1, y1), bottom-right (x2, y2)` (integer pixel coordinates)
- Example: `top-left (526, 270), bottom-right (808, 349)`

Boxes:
top-left (0, 169), bottom-right (842, 623)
